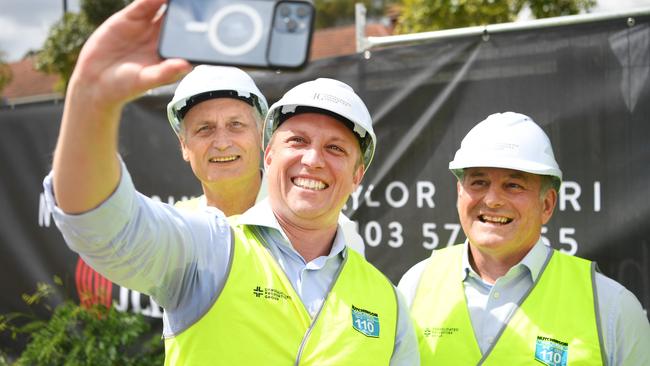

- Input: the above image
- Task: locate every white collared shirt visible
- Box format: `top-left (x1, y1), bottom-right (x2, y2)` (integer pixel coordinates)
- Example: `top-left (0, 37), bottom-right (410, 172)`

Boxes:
top-left (398, 240), bottom-right (650, 365)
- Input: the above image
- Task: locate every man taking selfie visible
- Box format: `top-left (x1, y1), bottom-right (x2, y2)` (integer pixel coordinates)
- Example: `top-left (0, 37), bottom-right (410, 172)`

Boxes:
top-left (43, 0), bottom-right (418, 364)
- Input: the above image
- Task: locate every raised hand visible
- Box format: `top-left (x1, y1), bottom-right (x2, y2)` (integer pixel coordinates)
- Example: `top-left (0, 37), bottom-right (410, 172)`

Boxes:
top-left (71, 0), bottom-right (191, 109)
top-left (53, 0), bottom-right (191, 214)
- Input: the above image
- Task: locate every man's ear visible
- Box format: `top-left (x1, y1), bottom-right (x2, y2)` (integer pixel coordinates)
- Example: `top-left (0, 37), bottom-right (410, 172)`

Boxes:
top-left (263, 143), bottom-right (273, 170)
top-left (541, 188), bottom-right (558, 225)
top-left (179, 137), bottom-right (190, 162)
top-left (456, 180), bottom-right (463, 210)
top-left (352, 164), bottom-right (364, 188)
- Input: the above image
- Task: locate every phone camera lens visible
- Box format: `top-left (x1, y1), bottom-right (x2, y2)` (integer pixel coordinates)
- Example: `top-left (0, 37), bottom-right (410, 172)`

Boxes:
top-left (296, 6), bottom-right (309, 18)
top-left (279, 5), bottom-right (291, 17)
top-left (285, 18), bottom-right (298, 32)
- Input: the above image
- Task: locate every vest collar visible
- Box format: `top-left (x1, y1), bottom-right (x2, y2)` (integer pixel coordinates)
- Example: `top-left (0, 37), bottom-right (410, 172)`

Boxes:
top-left (238, 198), bottom-right (347, 263)
top-left (519, 239), bottom-right (552, 282)
top-left (461, 238), bottom-right (552, 283)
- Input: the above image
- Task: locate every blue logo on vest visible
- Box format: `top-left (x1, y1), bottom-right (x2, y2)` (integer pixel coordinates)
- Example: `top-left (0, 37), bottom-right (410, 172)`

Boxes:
top-left (534, 336), bottom-right (568, 366)
top-left (351, 305), bottom-right (379, 338)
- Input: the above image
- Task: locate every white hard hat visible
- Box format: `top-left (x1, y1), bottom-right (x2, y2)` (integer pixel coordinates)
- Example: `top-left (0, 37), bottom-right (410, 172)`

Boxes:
top-left (449, 112), bottom-right (562, 189)
top-left (166, 65), bottom-right (268, 135)
top-left (263, 78), bottom-right (376, 171)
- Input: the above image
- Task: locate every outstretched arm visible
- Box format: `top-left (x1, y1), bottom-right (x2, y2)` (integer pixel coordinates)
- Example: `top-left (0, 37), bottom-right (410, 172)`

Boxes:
top-left (52, 0), bottom-right (191, 213)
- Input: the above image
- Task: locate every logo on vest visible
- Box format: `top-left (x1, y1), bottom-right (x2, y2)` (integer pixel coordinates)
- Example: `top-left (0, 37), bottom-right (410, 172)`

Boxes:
top-left (351, 305), bottom-right (380, 338)
top-left (534, 336), bottom-right (568, 366)
top-left (422, 327), bottom-right (459, 337)
top-left (252, 285), bottom-right (291, 302)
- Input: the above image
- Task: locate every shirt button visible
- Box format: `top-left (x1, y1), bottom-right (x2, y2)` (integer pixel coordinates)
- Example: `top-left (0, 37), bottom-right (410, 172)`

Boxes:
top-left (493, 292), bottom-right (500, 299)
top-left (487, 337), bottom-right (495, 344)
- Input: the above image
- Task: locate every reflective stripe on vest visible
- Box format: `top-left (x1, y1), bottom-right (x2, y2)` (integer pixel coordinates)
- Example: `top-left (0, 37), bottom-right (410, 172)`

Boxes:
top-left (411, 244), bottom-right (605, 365)
top-left (164, 220), bottom-right (398, 365)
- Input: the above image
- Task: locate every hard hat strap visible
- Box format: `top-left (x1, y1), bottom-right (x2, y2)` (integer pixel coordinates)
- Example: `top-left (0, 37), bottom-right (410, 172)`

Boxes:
top-left (177, 90), bottom-right (259, 120)
top-left (276, 105), bottom-right (370, 154)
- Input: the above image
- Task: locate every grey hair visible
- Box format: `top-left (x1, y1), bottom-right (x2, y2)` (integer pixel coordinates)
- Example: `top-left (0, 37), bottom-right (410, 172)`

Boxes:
top-left (539, 175), bottom-right (559, 198)
top-left (453, 168), bottom-right (559, 198)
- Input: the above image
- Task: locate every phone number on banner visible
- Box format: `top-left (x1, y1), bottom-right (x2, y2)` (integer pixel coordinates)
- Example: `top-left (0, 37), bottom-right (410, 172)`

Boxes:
top-left (355, 221), bottom-right (579, 255)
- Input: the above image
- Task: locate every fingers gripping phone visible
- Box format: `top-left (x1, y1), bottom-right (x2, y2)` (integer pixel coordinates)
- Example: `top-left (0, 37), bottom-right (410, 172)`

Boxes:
top-left (159, 0), bottom-right (315, 70)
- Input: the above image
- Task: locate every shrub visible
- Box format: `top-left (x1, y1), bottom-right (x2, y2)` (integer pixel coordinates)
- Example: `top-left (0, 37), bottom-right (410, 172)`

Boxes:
top-left (0, 277), bottom-right (164, 365)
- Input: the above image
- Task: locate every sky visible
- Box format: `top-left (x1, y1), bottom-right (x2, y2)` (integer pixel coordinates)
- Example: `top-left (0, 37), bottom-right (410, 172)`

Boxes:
top-left (0, 0), bottom-right (80, 62)
top-left (0, 0), bottom-right (649, 63)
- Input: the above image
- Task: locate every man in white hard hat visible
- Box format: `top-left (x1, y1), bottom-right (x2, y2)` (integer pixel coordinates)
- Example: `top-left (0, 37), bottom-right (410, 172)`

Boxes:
top-left (168, 65), bottom-right (365, 255)
top-left (167, 64), bottom-right (268, 216)
top-left (42, 0), bottom-right (418, 364)
top-left (73, 65), bottom-right (269, 310)
top-left (73, 64), bottom-right (363, 313)
top-left (398, 112), bottom-right (650, 365)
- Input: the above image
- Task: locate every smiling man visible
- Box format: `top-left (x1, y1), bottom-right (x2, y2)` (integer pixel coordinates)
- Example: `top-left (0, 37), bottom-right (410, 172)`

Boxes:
top-left (160, 78), bottom-right (418, 364)
top-left (167, 65), bottom-right (267, 216)
top-left (42, 1), bottom-right (417, 363)
top-left (398, 112), bottom-right (650, 365)
top-left (167, 65), bottom-right (365, 256)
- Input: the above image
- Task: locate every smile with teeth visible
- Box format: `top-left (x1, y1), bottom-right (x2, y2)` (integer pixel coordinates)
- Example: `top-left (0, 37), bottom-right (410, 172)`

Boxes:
top-left (479, 214), bottom-right (512, 224)
top-left (292, 177), bottom-right (328, 191)
top-left (209, 155), bottom-right (239, 163)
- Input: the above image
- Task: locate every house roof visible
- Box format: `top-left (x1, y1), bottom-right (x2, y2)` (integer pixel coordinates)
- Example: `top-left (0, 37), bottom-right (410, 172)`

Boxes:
top-left (310, 22), bottom-right (393, 60)
top-left (2, 56), bottom-right (62, 105)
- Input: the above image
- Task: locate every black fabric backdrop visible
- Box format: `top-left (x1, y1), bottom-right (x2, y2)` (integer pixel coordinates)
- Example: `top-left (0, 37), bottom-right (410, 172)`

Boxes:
top-left (1, 12), bottom-right (648, 352)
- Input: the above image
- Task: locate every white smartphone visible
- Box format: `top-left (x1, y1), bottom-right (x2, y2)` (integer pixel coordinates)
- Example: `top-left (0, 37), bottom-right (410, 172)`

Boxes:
top-left (159, 0), bottom-right (315, 70)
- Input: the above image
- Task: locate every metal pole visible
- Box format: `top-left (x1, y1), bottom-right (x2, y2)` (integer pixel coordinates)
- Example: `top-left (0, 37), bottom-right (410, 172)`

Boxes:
top-left (355, 3), bottom-right (368, 54)
top-left (358, 7), bottom-right (650, 52)
top-left (63, 0), bottom-right (68, 14)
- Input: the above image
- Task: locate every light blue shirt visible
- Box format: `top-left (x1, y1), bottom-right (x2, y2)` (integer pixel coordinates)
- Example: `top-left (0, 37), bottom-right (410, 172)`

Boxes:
top-left (189, 170), bottom-right (366, 257)
top-left (43, 161), bottom-right (419, 366)
top-left (398, 240), bottom-right (650, 366)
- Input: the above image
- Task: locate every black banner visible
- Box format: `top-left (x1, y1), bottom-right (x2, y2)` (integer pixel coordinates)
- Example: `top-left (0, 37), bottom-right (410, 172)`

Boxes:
top-left (1, 12), bottom-right (648, 353)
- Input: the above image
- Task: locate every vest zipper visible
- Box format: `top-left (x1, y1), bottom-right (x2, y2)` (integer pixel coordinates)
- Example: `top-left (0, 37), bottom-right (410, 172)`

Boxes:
top-left (294, 252), bottom-right (349, 366)
top-left (477, 249), bottom-right (553, 365)
top-left (247, 225), bottom-right (350, 365)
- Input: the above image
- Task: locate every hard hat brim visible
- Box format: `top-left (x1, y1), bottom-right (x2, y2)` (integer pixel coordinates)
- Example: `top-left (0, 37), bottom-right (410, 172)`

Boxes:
top-left (449, 157), bottom-right (562, 190)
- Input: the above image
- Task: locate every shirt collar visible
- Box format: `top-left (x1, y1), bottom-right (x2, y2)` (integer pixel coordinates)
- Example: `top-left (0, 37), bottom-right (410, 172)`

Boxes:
top-left (239, 197), bottom-right (280, 231)
top-left (197, 195), bottom-right (207, 209)
top-left (461, 238), bottom-right (552, 282)
top-left (238, 198), bottom-right (347, 261)
top-left (518, 239), bottom-right (552, 282)
top-left (461, 241), bottom-right (473, 282)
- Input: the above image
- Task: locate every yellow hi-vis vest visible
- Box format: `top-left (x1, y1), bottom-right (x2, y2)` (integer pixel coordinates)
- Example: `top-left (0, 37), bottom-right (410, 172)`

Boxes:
top-left (412, 244), bottom-right (606, 366)
top-left (164, 220), bottom-right (398, 365)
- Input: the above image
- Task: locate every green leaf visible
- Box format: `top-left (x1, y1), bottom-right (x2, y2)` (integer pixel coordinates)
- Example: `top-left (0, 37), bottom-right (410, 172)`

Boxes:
top-left (0, 51), bottom-right (12, 94)
top-left (35, 0), bottom-right (133, 93)
top-left (394, 0), bottom-right (595, 34)
top-left (3, 280), bottom-right (164, 365)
